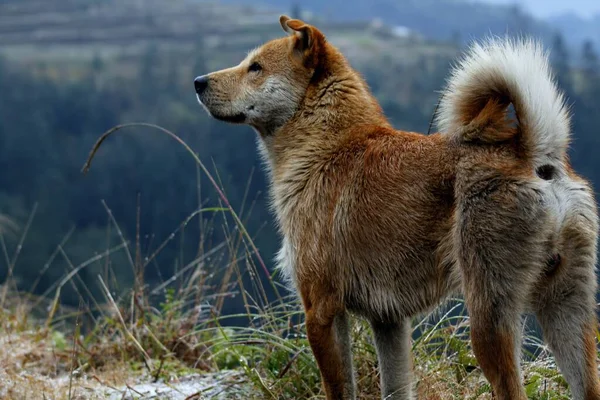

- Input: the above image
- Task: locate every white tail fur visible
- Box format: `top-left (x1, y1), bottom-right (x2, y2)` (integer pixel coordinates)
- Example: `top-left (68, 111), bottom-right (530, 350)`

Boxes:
top-left (436, 37), bottom-right (571, 167)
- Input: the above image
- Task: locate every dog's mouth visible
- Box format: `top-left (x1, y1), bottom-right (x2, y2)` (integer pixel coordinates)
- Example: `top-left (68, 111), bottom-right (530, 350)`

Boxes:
top-left (196, 95), bottom-right (246, 124)
top-left (211, 112), bottom-right (246, 124)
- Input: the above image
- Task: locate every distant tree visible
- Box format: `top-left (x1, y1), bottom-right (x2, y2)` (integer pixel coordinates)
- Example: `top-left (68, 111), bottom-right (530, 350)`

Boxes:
top-left (291, 3), bottom-right (302, 20)
top-left (508, 5), bottom-right (528, 35)
top-left (550, 33), bottom-right (572, 94)
top-left (192, 40), bottom-right (206, 77)
top-left (450, 30), bottom-right (462, 47)
top-left (90, 53), bottom-right (104, 87)
top-left (582, 40), bottom-right (598, 77)
top-left (580, 39), bottom-right (600, 102)
top-left (139, 44), bottom-right (160, 105)
top-left (91, 53), bottom-right (104, 73)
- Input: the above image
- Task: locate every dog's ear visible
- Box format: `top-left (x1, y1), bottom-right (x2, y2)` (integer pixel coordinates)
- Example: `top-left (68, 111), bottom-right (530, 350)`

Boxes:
top-left (279, 15), bottom-right (325, 68)
top-left (279, 15), bottom-right (294, 34)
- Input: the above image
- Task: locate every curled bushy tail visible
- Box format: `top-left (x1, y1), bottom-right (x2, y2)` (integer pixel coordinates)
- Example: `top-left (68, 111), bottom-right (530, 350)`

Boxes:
top-left (436, 37), bottom-right (571, 166)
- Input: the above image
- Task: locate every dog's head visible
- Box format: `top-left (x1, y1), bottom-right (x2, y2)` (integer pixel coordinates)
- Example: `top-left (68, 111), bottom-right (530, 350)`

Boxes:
top-left (194, 16), bottom-right (327, 136)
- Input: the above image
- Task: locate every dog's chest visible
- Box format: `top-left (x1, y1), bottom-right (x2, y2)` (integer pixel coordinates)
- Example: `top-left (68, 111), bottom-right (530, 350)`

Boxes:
top-left (275, 236), bottom-right (298, 292)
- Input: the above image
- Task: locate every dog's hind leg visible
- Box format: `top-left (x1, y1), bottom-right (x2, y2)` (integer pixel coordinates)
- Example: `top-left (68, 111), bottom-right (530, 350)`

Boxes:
top-left (335, 311), bottom-right (356, 398)
top-left (455, 168), bottom-right (551, 400)
top-left (536, 269), bottom-right (600, 400)
top-left (370, 318), bottom-right (414, 400)
top-left (302, 284), bottom-right (355, 400)
top-left (534, 182), bottom-right (600, 400)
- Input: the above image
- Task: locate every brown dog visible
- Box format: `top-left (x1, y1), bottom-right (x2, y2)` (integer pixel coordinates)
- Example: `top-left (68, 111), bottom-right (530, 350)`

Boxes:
top-left (194, 16), bottom-right (600, 400)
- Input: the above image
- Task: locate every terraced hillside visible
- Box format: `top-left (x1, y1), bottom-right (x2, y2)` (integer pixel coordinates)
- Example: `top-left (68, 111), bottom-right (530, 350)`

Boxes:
top-left (0, 0), bottom-right (457, 73)
top-left (0, 0), bottom-right (277, 63)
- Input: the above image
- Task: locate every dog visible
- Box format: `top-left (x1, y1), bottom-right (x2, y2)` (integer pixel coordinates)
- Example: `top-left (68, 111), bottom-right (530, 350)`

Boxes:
top-left (194, 15), bottom-right (600, 400)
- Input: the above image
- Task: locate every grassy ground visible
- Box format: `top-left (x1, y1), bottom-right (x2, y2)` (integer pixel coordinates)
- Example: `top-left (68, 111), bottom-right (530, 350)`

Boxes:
top-left (0, 289), bottom-right (577, 399)
top-left (0, 124), bottom-right (588, 399)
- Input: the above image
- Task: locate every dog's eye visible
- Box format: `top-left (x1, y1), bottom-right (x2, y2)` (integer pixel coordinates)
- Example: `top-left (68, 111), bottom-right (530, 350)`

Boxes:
top-left (248, 62), bottom-right (262, 73)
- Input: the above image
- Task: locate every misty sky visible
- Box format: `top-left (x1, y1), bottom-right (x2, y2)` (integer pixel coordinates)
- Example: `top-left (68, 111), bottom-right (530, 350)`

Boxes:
top-left (482, 0), bottom-right (600, 19)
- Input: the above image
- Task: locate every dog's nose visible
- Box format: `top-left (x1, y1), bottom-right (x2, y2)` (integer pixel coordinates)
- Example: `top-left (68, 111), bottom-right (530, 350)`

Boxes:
top-left (194, 75), bottom-right (209, 95)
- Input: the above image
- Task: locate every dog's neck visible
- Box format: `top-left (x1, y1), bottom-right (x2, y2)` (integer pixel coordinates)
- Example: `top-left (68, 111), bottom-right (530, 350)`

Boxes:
top-left (256, 52), bottom-right (392, 232)
top-left (261, 52), bottom-right (391, 163)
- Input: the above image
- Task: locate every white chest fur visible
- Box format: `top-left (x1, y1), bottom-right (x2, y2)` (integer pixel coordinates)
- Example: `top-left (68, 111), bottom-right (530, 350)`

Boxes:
top-left (275, 236), bottom-right (298, 293)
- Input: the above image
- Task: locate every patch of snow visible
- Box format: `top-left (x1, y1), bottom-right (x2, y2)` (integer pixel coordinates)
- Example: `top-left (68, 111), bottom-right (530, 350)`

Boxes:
top-left (91, 370), bottom-right (252, 400)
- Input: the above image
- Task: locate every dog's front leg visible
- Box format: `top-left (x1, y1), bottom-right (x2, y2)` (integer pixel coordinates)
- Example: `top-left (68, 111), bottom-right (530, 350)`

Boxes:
top-left (302, 286), bottom-right (355, 400)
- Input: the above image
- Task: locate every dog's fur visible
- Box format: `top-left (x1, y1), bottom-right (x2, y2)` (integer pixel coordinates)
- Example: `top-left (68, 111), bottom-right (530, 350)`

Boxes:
top-left (194, 16), bottom-right (600, 400)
